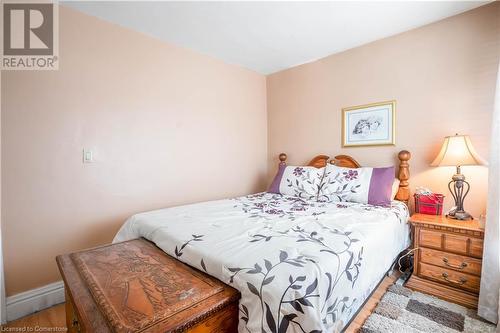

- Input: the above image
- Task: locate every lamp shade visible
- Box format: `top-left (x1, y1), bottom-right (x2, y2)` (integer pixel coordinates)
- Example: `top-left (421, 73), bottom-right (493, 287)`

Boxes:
top-left (431, 134), bottom-right (487, 167)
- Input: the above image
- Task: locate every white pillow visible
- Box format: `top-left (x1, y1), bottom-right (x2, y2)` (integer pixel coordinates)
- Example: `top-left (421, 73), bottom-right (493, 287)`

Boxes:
top-left (391, 179), bottom-right (400, 199)
top-left (318, 164), bottom-right (395, 206)
top-left (268, 165), bottom-right (325, 200)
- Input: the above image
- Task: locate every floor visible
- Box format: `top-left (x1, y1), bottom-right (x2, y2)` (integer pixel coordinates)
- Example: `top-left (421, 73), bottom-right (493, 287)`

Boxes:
top-left (2, 303), bottom-right (66, 329)
top-left (2, 272), bottom-right (400, 332)
top-left (344, 271), bottom-right (399, 332)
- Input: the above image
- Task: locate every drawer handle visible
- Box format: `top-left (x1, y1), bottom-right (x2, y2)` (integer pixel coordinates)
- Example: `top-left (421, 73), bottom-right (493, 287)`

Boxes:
top-left (442, 272), bottom-right (467, 285)
top-left (443, 258), bottom-right (468, 270)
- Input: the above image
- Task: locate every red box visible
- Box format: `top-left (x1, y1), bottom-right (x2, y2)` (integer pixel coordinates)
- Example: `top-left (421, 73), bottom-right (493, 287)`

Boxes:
top-left (414, 193), bottom-right (445, 215)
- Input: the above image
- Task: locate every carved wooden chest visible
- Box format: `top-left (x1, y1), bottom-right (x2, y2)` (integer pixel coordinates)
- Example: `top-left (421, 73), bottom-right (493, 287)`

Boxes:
top-left (56, 238), bottom-right (240, 333)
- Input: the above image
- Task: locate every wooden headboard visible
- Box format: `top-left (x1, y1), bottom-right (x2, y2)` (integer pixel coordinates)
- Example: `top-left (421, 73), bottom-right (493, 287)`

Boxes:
top-left (277, 150), bottom-right (411, 204)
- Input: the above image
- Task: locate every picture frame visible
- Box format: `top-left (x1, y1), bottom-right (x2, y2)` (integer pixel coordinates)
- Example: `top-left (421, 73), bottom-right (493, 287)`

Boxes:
top-left (341, 100), bottom-right (396, 147)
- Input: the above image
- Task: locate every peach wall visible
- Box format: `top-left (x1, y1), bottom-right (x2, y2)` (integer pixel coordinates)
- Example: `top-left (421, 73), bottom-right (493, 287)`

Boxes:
top-left (267, 3), bottom-right (499, 218)
top-left (1, 7), bottom-right (267, 295)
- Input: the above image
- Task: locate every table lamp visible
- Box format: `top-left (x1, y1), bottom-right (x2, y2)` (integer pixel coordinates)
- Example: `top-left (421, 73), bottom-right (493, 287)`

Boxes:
top-left (431, 134), bottom-right (487, 220)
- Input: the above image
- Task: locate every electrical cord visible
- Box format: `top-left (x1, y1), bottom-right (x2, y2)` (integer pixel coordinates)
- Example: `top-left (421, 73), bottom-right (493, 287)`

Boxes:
top-left (398, 247), bottom-right (419, 273)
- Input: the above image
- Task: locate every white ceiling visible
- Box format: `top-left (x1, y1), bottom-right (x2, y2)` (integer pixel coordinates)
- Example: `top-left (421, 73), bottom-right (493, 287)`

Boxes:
top-left (63, 1), bottom-right (489, 74)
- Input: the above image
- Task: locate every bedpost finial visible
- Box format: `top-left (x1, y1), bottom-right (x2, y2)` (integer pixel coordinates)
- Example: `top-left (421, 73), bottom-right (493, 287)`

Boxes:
top-left (398, 150), bottom-right (411, 162)
top-left (279, 153), bottom-right (287, 163)
top-left (395, 150), bottom-right (411, 204)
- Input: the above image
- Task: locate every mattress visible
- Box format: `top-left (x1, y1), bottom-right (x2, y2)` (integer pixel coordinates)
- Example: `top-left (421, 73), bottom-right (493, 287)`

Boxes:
top-left (114, 192), bottom-right (410, 333)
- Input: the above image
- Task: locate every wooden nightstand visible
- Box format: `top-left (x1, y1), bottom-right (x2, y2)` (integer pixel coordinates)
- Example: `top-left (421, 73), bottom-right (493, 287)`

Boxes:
top-left (405, 213), bottom-right (484, 309)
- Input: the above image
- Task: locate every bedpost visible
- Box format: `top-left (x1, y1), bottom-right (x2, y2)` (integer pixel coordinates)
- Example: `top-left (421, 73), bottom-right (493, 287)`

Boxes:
top-left (279, 153), bottom-right (287, 165)
top-left (395, 150), bottom-right (411, 204)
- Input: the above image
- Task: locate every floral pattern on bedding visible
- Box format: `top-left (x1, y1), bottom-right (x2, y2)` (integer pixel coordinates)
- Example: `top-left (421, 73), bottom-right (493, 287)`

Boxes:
top-left (228, 194), bottom-right (408, 332)
top-left (114, 193), bottom-right (410, 333)
top-left (234, 192), bottom-right (407, 223)
top-left (227, 227), bottom-right (363, 333)
top-left (317, 165), bottom-right (367, 203)
top-left (280, 166), bottom-right (325, 200)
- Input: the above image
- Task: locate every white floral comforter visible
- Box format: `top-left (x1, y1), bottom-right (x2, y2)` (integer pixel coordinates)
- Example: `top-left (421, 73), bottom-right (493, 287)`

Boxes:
top-left (114, 193), bottom-right (410, 333)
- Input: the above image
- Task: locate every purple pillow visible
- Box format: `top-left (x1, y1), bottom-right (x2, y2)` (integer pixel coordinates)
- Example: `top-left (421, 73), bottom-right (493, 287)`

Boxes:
top-left (268, 163), bottom-right (286, 194)
top-left (367, 166), bottom-right (395, 206)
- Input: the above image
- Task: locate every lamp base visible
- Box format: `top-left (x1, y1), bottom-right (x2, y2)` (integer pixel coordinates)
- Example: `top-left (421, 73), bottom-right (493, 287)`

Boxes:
top-left (447, 166), bottom-right (473, 221)
top-left (446, 209), bottom-right (473, 221)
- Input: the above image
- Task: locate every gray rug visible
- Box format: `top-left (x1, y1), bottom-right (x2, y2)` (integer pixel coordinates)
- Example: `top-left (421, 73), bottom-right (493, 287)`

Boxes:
top-left (360, 284), bottom-right (496, 333)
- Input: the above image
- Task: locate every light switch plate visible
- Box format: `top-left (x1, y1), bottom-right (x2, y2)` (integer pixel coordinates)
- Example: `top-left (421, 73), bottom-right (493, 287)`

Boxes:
top-left (83, 149), bottom-right (93, 163)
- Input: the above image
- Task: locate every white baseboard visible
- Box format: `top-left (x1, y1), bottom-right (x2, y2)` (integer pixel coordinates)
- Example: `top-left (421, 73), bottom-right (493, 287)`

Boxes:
top-left (6, 281), bottom-right (65, 322)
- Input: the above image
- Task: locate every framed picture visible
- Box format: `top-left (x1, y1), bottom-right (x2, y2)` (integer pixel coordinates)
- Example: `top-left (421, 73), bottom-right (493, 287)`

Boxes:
top-left (342, 100), bottom-right (396, 147)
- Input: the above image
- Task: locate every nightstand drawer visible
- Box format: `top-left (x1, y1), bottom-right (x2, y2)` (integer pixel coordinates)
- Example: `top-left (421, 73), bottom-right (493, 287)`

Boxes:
top-left (419, 229), bottom-right (442, 248)
top-left (420, 248), bottom-right (482, 276)
top-left (419, 229), bottom-right (483, 258)
top-left (469, 238), bottom-right (484, 258)
top-left (419, 262), bottom-right (480, 293)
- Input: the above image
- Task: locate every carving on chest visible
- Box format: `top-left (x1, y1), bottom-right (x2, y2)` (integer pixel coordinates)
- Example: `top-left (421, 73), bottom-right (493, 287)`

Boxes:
top-left (69, 241), bottom-right (226, 332)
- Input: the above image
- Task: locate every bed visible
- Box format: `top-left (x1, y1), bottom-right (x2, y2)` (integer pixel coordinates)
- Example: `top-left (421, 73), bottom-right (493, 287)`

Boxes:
top-left (113, 151), bottom-right (412, 333)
